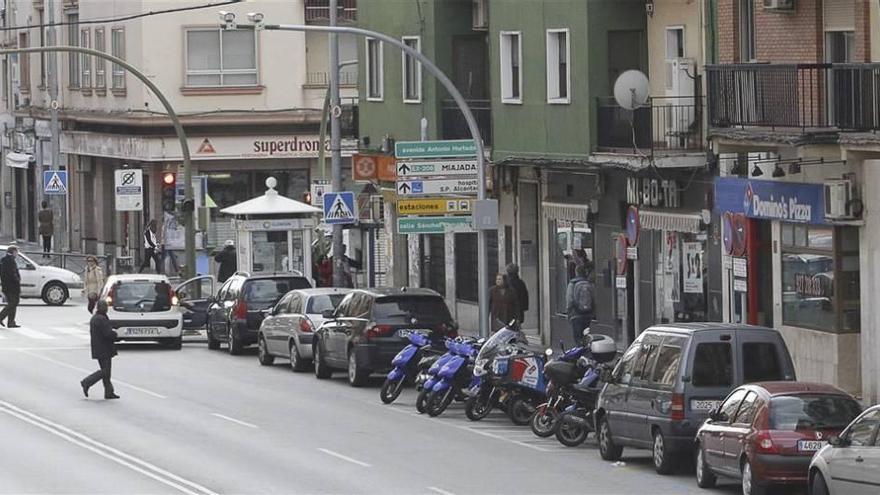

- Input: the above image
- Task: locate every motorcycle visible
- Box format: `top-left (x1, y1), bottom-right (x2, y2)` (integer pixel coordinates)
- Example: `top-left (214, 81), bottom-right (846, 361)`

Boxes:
top-left (416, 337), bottom-right (478, 414)
top-left (380, 330), bottom-right (439, 404)
top-left (425, 339), bottom-right (480, 417)
top-left (529, 334), bottom-right (594, 438)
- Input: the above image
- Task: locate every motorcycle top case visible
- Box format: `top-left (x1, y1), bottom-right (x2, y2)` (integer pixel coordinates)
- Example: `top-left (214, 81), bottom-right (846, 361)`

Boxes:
top-left (508, 356), bottom-right (545, 391)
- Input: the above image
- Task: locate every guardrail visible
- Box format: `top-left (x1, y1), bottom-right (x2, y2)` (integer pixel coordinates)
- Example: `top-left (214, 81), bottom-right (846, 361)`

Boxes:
top-left (596, 95), bottom-right (704, 152)
top-left (22, 251), bottom-right (112, 277)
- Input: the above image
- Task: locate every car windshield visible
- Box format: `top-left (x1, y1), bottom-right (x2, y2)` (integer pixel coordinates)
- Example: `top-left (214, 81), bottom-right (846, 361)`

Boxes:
top-left (770, 394), bottom-right (863, 431)
top-left (372, 296), bottom-right (452, 324)
top-left (112, 281), bottom-right (172, 313)
top-left (475, 328), bottom-right (525, 362)
top-left (244, 278), bottom-right (310, 303)
top-left (307, 294), bottom-right (346, 315)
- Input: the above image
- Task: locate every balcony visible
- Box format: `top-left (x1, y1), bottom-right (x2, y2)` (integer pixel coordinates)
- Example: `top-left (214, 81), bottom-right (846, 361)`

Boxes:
top-left (441, 99), bottom-right (492, 147)
top-left (596, 96), bottom-right (704, 153)
top-left (305, 71), bottom-right (358, 88)
top-left (707, 64), bottom-right (880, 132)
top-left (305, 0), bottom-right (357, 23)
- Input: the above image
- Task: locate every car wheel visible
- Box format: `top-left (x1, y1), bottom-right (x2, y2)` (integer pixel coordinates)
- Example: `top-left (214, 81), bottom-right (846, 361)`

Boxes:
top-left (313, 340), bottom-right (332, 379)
top-left (347, 350), bottom-right (369, 387)
top-left (598, 416), bottom-right (623, 461)
top-left (810, 471), bottom-right (829, 495)
top-left (227, 326), bottom-right (243, 355)
top-left (289, 342), bottom-right (309, 372)
top-left (42, 282), bottom-right (68, 306)
top-left (652, 429), bottom-right (676, 475)
top-left (695, 445), bottom-right (717, 488)
top-left (742, 460), bottom-right (766, 495)
top-left (207, 327), bottom-right (220, 350)
top-left (257, 337), bottom-right (274, 366)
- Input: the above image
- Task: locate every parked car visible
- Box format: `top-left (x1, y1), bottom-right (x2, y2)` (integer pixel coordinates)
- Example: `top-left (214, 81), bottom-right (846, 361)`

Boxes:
top-left (206, 272), bottom-right (311, 355)
top-left (257, 287), bottom-right (353, 371)
top-left (99, 274), bottom-right (183, 349)
top-left (695, 382), bottom-right (862, 495)
top-left (595, 323), bottom-right (796, 474)
top-left (808, 404), bottom-right (880, 495)
top-left (313, 288), bottom-right (457, 387)
top-left (0, 245), bottom-right (83, 305)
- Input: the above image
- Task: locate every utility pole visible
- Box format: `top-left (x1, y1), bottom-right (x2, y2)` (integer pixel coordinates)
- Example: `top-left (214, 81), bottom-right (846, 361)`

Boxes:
top-left (47, 0), bottom-right (65, 251)
top-left (329, 0), bottom-right (344, 287)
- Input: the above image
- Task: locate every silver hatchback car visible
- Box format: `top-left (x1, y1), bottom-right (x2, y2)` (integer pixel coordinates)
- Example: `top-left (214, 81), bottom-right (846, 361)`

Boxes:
top-left (808, 404), bottom-right (880, 495)
top-left (257, 288), bottom-right (352, 371)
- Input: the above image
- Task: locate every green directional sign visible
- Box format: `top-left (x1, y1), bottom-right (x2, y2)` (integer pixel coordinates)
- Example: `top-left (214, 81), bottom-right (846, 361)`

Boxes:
top-left (395, 140), bottom-right (477, 159)
top-left (397, 216), bottom-right (474, 234)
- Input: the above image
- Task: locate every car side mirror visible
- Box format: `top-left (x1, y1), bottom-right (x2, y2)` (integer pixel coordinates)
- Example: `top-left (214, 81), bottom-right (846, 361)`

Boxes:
top-left (321, 309), bottom-right (335, 319)
top-left (828, 435), bottom-right (847, 447)
top-left (709, 408), bottom-right (728, 422)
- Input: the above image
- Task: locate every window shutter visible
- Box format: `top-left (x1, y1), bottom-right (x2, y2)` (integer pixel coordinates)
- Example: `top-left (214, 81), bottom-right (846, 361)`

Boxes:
top-left (824, 0), bottom-right (855, 31)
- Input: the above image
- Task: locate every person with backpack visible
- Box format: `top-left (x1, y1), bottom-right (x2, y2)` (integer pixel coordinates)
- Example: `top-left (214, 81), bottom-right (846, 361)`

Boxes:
top-left (565, 262), bottom-right (595, 343)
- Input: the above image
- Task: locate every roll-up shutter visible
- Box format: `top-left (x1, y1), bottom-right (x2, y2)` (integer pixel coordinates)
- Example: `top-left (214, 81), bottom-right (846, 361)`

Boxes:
top-left (824, 0), bottom-right (855, 31)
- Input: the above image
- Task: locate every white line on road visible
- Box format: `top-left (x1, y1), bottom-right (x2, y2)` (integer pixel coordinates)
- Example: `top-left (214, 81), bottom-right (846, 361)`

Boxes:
top-left (427, 486), bottom-right (457, 495)
top-left (318, 448), bottom-right (372, 467)
top-left (210, 413), bottom-right (258, 429)
top-left (0, 400), bottom-right (218, 495)
top-left (8, 326), bottom-right (54, 339)
top-left (18, 350), bottom-right (167, 399)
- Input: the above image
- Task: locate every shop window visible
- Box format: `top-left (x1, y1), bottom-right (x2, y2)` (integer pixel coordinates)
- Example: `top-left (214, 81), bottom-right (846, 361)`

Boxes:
top-left (454, 232), bottom-right (498, 303)
top-left (692, 342), bottom-right (732, 387)
top-left (185, 28), bottom-right (257, 87)
top-left (654, 231), bottom-right (707, 324)
top-left (781, 224), bottom-right (860, 333)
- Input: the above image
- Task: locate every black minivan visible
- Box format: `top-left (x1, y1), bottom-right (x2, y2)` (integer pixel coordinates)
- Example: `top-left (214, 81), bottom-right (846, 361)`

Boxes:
top-left (595, 323), bottom-right (796, 474)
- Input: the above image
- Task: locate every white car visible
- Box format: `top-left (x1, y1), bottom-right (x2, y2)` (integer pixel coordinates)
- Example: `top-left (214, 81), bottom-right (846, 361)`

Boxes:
top-left (809, 404), bottom-right (880, 495)
top-left (100, 274), bottom-right (183, 349)
top-left (0, 245), bottom-right (83, 305)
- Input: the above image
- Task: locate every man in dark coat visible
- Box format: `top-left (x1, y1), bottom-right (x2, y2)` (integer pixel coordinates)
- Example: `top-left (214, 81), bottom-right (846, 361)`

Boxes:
top-left (0, 245), bottom-right (22, 328)
top-left (80, 300), bottom-right (120, 399)
top-left (213, 240), bottom-right (237, 283)
top-left (505, 263), bottom-right (529, 325)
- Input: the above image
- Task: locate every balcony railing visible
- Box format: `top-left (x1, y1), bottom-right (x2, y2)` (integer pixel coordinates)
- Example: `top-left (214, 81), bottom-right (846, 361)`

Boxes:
top-left (441, 99), bottom-right (492, 146)
top-left (596, 96), bottom-right (704, 153)
top-left (305, 0), bottom-right (357, 23)
top-left (707, 63), bottom-right (880, 131)
top-left (306, 71), bottom-right (358, 87)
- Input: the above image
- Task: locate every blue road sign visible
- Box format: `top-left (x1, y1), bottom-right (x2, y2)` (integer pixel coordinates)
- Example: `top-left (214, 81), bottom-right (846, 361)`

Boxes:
top-left (323, 191), bottom-right (357, 225)
top-left (43, 170), bottom-right (68, 195)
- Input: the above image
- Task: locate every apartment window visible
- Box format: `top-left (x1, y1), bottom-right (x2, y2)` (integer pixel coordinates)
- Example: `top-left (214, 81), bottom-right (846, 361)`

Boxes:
top-left (94, 28), bottom-right (106, 90)
top-left (546, 29), bottom-right (569, 103)
top-left (366, 37), bottom-right (383, 101)
top-left (185, 28), bottom-right (257, 87)
top-left (18, 33), bottom-right (29, 94)
top-left (67, 12), bottom-right (80, 88)
top-left (111, 28), bottom-right (126, 90)
top-left (500, 31), bottom-right (522, 103)
top-left (80, 28), bottom-right (91, 88)
top-left (402, 36), bottom-right (421, 103)
top-left (738, 0), bottom-right (755, 62)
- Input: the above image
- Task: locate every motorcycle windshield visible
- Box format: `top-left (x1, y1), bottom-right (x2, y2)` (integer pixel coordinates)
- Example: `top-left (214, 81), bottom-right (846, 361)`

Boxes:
top-left (475, 328), bottom-right (520, 362)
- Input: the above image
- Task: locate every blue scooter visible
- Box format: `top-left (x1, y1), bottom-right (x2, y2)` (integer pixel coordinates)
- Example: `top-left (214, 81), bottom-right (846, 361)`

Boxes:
top-left (425, 339), bottom-right (480, 417)
top-left (380, 331), bottom-right (437, 404)
top-left (416, 339), bottom-right (459, 414)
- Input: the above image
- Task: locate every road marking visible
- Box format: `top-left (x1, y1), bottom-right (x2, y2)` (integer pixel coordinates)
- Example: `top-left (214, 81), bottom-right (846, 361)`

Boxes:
top-left (53, 327), bottom-right (90, 340)
top-left (0, 400), bottom-right (218, 495)
top-left (427, 487), bottom-right (457, 495)
top-left (8, 326), bottom-right (54, 339)
top-left (317, 448), bottom-right (371, 467)
top-left (18, 350), bottom-right (167, 399)
top-left (210, 413), bottom-right (258, 429)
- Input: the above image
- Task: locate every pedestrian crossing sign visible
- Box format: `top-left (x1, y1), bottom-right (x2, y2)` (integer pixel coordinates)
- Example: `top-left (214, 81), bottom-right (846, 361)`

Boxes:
top-left (322, 191), bottom-right (357, 225)
top-left (43, 170), bottom-right (68, 195)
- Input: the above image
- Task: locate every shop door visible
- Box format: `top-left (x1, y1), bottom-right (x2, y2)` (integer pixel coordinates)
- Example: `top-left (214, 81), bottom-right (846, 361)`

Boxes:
top-left (518, 182), bottom-right (540, 336)
top-left (748, 220), bottom-right (773, 327)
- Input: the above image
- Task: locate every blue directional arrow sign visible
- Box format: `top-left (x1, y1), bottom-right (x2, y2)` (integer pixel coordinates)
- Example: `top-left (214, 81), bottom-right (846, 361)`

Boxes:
top-left (323, 191), bottom-right (357, 225)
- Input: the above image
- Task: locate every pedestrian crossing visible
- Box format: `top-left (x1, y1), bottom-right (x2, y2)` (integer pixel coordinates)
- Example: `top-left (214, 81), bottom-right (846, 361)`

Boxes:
top-left (0, 324), bottom-right (90, 342)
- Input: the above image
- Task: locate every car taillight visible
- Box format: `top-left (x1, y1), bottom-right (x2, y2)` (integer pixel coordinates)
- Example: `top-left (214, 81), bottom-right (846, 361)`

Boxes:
top-left (755, 430), bottom-right (779, 454)
top-left (300, 319), bottom-right (313, 333)
top-left (671, 393), bottom-right (685, 421)
top-left (366, 324), bottom-right (394, 339)
top-left (234, 300), bottom-right (248, 319)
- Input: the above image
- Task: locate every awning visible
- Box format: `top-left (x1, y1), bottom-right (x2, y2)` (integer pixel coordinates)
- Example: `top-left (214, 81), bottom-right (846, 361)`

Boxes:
top-left (5, 152), bottom-right (33, 169)
top-left (542, 202), bottom-right (589, 223)
top-left (640, 210), bottom-right (703, 234)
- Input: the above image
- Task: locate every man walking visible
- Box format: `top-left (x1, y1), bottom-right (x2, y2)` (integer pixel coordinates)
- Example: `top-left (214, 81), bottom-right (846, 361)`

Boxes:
top-left (505, 263), bottom-right (529, 326)
top-left (139, 219), bottom-right (161, 273)
top-left (80, 299), bottom-right (119, 400)
top-left (565, 262), bottom-right (595, 343)
top-left (38, 201), bottom-right (54, 258)
top-left (0, 245), bottom-right (22, 328)
top-left (213, 240), bottom-right (237, 283)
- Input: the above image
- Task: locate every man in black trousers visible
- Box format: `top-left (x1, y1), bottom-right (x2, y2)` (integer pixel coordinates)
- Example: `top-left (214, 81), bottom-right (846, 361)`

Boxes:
top-left (80, 299), bottom-right (120, 399)
top-left (0, 245), bottom-right (21, 328)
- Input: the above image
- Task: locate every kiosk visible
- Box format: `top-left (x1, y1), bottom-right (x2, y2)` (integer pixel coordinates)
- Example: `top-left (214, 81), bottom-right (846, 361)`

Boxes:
top-left (220, 177), bottom-right (320, 280)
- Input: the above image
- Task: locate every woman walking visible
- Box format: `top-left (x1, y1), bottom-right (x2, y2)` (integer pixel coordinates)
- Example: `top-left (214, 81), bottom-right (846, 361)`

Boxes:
top-left (83, 256), bottom-right (105, 314)
top-left (489, 273), bottom-right (518, 333)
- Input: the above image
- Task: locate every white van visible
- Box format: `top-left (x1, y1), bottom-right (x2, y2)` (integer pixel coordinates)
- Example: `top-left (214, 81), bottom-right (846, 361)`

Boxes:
top-left (0, 245), bottom-right (83, 305)
top-left (100, 274), bottom-right (183, 349)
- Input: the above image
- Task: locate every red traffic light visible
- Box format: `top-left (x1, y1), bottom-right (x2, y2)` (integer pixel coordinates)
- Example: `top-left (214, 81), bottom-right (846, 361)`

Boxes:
top-left (163, 172), bottom-right (176, 185)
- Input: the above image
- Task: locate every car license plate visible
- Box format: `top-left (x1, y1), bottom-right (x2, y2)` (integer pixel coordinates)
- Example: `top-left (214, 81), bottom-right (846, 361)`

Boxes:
top-left (691, 399), bottom-right (722, 411)
top-left (798, 440), bottom-right (826, 452)
top-left (397, 328), bottom-right (429, 338)
top-left (125, 327), bottom-right (160, 336)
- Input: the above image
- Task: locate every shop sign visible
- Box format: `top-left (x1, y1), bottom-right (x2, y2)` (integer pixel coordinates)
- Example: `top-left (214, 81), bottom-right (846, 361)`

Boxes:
top-left (795, 273), bottom-right (831, 298)
top-left (398, 198), bottom-right (473, 216)
top-left (714, 177), bottom-right (826, 224)
top-left (626, 206), bottom-right (640, 246)
top-left (616, 276), bottom-right (628, 289)
top-left (683, 242), bottom-right (704, 294)
top-left (626, 246), bottom-right (638, 260)
top-left (733, 258), bottom-right (748, 278)
top-left (626, 177), bottom-right (680, 208)
top-left (236, 218), bottom-right (315, 231)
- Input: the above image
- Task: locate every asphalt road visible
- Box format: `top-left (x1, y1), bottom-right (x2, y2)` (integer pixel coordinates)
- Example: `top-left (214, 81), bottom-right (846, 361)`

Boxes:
top-left (0, 298), bottom-right (750, 495)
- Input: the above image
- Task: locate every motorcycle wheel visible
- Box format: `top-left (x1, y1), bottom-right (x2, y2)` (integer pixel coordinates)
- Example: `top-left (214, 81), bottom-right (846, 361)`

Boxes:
top-left (507, 396), bottom-right (535, 426)
top-left (464, 390), bottom-right (494, 421)
top-left (379, 377), bottom-right (406, 404)
top-left (530, 404), bottom-right (559, 438)
top-left (416, 387), bottom-right (431, 414)
top-left (555, 421), bottom-right (589, 447)
top-left (427, 388), bottom-right (455, 417)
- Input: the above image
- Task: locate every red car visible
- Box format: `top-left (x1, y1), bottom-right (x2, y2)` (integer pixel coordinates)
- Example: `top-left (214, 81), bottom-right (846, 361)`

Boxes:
top-left (695, 382), bottom-right (862, 495)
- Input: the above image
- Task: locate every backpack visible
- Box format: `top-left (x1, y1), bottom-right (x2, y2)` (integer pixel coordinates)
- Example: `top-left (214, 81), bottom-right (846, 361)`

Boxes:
top-left (572, 279), bottom-right (594, 315)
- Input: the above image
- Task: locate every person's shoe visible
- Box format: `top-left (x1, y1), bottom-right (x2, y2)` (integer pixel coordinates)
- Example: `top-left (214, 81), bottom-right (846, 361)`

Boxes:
top-left (0, 319), bottom-right (5, 327)
top-left (80, 381), bottom-right (89, 398)
top-left (105, 393), bottom-right (120, 400)
top-left (7, 323), bottom-right (20, 328)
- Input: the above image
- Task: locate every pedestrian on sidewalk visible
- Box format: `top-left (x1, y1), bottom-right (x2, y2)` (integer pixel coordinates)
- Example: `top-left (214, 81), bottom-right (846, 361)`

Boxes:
top-left (83, 255), bottom-right (105, 314)
top-left (212, 240), bottom-right (237, 283)
top-left (0, 245), bottom-right (21, 328)
top-left (565, 262), bottom-right (595, 343)
top-left (505, 263), bottom-right (529, 326)
top-left (80, 299), bottom-right (120, 400)
top-left (138, 219), bottom-right (161, 274)
top-left (489, 273), bottom-right (518, 332)
top-left (38, 201), bottom-right (54, 258)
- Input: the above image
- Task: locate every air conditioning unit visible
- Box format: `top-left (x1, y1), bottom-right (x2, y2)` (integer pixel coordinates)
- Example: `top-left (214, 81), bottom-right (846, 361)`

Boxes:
top-left (472, 0), bottom-right (488, 30)
top-left (763, 0), bottom-right (794, 10)
top-left (824, 179), bottom-right (854, 219)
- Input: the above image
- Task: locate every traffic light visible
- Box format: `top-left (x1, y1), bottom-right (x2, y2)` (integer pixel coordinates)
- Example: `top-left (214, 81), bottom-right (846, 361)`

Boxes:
top-left (162, 172), bottom-right (177, 213)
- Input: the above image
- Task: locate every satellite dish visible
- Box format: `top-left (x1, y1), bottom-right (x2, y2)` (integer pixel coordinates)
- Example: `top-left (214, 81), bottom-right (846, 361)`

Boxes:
top-left (613, 70), bottom-right (650, 110)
